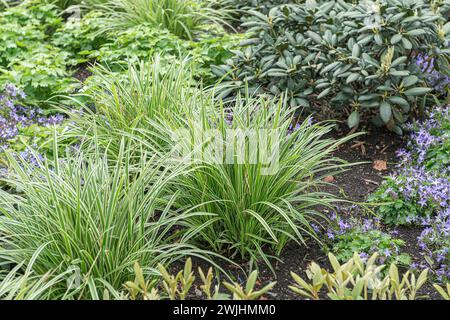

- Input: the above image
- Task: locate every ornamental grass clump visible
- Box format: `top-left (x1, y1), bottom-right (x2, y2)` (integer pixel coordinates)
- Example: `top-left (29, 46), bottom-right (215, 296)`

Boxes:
top-left (97, 0), bottom-right (230, 40)
top-left (0, 137), bottom-right (208, 299)
top-left (152, 94), bottom-right (358, 269)
top-left (65, 57), bottom-right (196, 156)
top-left (0, 246), bottom-right (71, 300)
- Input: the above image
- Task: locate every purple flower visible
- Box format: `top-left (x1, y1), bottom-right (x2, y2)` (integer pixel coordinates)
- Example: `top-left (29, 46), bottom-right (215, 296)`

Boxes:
top-left (0, 84), bottom-right (65, 156)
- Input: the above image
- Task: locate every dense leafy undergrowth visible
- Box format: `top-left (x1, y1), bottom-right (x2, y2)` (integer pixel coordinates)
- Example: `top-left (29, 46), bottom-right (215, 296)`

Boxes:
top-left (0, 0), bottom-right (449, 300)
top-left (0, 0), bottom-right (242, 104)
top-left (215, 0), bottom-right (450, 133)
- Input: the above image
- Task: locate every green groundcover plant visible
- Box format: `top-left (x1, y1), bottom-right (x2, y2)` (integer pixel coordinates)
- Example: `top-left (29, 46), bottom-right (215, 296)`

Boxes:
top-left (214, 0), bottom-right (450, 132)
top-left (290, 252), bottom-right (429, 300)
top-left (0, 0), bottom-right (241, 106)
top-left (370, 106), bottom-right (450, 224)
top-left (369, 106), bottom-right (449, 281)
top-left (0, 0), bottom-right (79, 102)
top-left (324, 211), bottom-right (411, 267)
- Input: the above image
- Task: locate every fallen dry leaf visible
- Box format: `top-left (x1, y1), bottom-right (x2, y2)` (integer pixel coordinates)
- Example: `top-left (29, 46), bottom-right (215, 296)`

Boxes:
top-left (363, 178), bottom-right (379, 185)
top-left (373, 160), bottom-right (387, 171)
top-left (323, 175), bottom-right (335, 183)
top-left (351, 140), bottom-right (367, 155)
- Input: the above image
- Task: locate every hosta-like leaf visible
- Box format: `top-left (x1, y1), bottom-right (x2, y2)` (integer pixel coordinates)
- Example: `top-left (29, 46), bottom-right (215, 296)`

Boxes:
top-left (380, 102), bottom-right (392, 124)
top-left (391, 34), bottom-right (402, 45)
top-left (346, 73), bottom-right (359, 84)
top-left (306, 31), bottom-right (322, 44)
top-left (402, 75), bottom-right (418, 87)
top-left (352, 43), bottom-right (361, 58)
top-left (317, 87), bottom-right (331, 99)
top-left (347, 111), bottom-right (360, 129)
top-left (404, 87), bottom-right (432, 96)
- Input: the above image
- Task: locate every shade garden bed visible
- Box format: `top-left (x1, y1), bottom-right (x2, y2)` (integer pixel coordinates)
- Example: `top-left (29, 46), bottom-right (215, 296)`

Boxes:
top-left (170, 126), bottom-right (440, 300)
top-left (0, 0), bottom-right (449, 301)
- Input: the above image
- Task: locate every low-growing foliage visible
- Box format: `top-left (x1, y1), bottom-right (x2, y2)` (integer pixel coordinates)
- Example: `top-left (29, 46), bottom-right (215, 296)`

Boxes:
top-left (0, 1), bottom-right (79, 102)
top-left (51, 10), bottom-right (108, 65)
top-left (290, 252), bottom-right (428, 300)
top-left (369, 107), bottom-right (450, 281)
top-left (222, 269), bottom-right (276, 300)
top-left (79, 24), bottom-right (241, 77)
top-left (370, 107), bottom-right (450, 224)
top-left (127, 258), bottom-right (275, 300)
top-left (325, 211), bottom-right (411, 267)
top-left (417, 210), bottom-right (450, 282)
top-left (158, 258), bottom-right (196, 300)
top-left (434, 283), bottom-right (450, 300)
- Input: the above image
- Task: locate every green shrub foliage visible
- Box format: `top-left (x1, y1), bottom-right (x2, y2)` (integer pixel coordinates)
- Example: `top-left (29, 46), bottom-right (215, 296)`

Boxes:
top-left (214, 0), bottom-right (450, 132)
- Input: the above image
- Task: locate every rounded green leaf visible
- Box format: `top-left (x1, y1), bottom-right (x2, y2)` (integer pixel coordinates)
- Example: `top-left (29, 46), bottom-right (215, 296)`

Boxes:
top-left (380, 102), bottom-right (392, 124)
top-left (352, 44), bottom-right (361, 58)
top-left (388, 96), bottom-right (409, 108)
top-left (391, 34), bottom-right (402, 44)
top-left (402, 75), bottom-right (418, 87)
top-left (317, 87), bottom-right (331, 99)
top-left (404, 87), bottom-right (432, 96)
top-left (347, 111), bottom-right (360, 129)
top-left (346, 73), bottom-right (359, 84)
